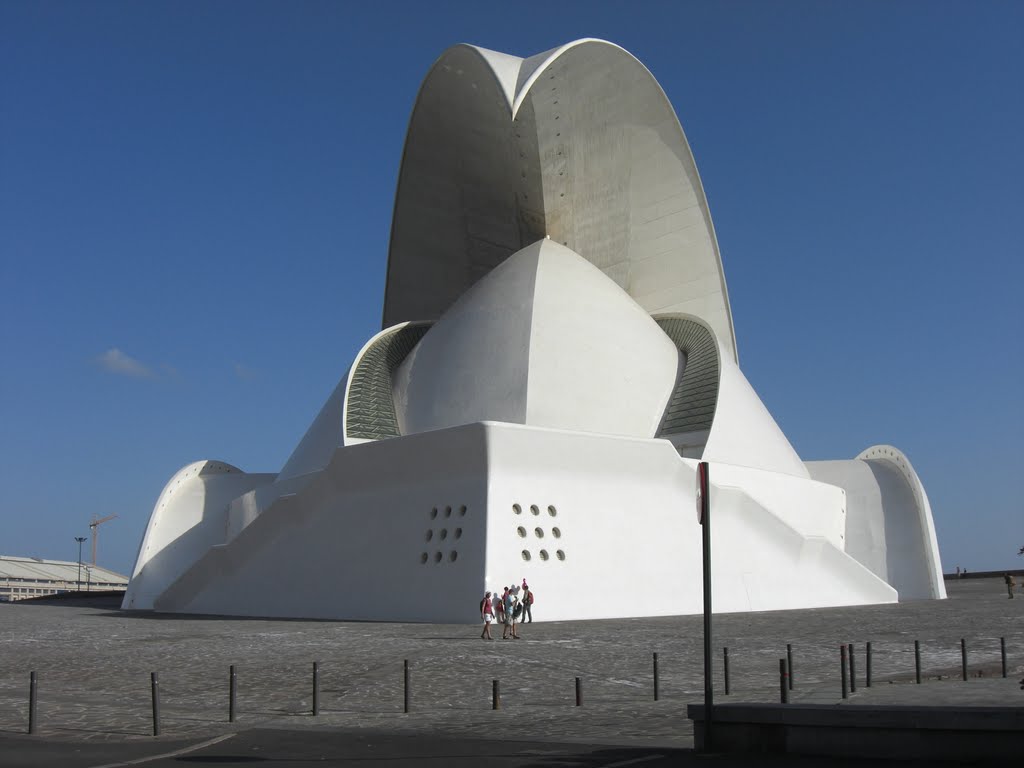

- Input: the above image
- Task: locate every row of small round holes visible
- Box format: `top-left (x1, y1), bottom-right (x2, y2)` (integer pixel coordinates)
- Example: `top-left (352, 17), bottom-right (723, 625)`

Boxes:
top-left (431, 505), bottom-right (467, 519)
top-left (421, 551), bottom-right (457, 564)
top-left (513, 504), bottom-right (557, 517)
top-left (523, 549), bottom-right (565, 562)
top-left (517, 526), bottom-right (560, 539)
top-left (426, 528), bottom-right (462, 542)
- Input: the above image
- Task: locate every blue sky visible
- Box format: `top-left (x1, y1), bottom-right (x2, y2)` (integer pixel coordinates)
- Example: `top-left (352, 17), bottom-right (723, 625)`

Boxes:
top-left (1, 1), bottom-right (1021, 576)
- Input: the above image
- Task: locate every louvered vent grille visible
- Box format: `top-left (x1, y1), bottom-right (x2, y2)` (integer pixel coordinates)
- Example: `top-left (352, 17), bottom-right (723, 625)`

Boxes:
top-left (346, 324), bottom-right (430, 440)
top-left (655, 316), bottom-right (720, 436)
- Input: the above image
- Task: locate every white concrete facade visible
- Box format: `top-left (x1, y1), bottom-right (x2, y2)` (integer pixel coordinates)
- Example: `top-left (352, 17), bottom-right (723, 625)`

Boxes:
top-left (123, 40), bottom-right (945, 621)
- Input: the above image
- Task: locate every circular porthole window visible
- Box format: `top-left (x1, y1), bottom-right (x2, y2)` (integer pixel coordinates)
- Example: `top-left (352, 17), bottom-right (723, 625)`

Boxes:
top-left (539, 549), bottom-right (549, 561)
top-left (547, 505), bottom-right (557, 517)
top-left (459, 505), bottom-right (467, 516)
top-left (420, 552), bottom-right (428, 564)
top-left (556, 549), bottom-right (565, 561)
top-left (449, 550), bottom-right (458, 562)
top-left (455, 527), bottom-right (462, 539)
top-left (425, 530), bottom-right (433, 542)
top-left (444, 506), bottom-right (452, 517)
top-left (534, 527), bottom-right (544, 538)
top-left (517, 526), bottom-right (527, 538)
top-left (552, 527), bottom-right (561, 538)
top-left (430, 508), bottom-right (438, 519)
top-left (530, 505), bottom-right (540, 516)
top-left (522, 550), bottom-right (531, 561)
top-left (434, 551), bottom-right (442, 563)
top-left (513, 504), bottom-right (522, 515)
top-left (440, 529), bottom-right (448, 540)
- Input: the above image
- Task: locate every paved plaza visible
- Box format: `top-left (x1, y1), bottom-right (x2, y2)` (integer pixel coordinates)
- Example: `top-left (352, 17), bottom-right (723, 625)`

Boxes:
top-left (0, 577), bottom-right (1020, 753)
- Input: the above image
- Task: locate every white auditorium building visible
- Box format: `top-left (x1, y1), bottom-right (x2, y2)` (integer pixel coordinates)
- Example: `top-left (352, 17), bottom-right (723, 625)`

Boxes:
top-left (122, 39), bottom-right (945, 622)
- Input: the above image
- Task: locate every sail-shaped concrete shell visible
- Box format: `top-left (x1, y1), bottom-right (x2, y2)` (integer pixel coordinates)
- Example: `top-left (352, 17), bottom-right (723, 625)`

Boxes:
top-left (384, 39), bottom-right (738, 363)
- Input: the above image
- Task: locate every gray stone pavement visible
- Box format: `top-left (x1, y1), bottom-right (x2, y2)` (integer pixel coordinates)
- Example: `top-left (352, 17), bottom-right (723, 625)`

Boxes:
top-left (0, 577), bottom-right (1020, 747)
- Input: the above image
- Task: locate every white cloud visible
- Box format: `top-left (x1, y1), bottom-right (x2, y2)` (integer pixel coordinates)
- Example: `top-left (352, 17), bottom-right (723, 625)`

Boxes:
top-left (96, 348), bottom-right (155, 378)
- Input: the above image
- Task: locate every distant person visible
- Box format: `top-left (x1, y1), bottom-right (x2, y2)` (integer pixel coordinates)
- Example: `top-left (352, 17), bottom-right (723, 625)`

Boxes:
top-left (1005, 573), bottom-right (1016, 599)
top-left (521, 584), bottom-right (534, 623)
top-left (496, 587), bottom-right (508, 624)
top-left (503, 588), bottom-right (520, 639)
top-left (955, 566), bottom-right (961, 578)
top-left (480, 591), bottom-right (494, 639)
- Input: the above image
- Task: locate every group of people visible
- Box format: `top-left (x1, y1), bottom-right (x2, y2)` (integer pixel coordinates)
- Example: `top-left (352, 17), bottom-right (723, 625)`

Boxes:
top-left (480, 580), bottom-right (534, 640)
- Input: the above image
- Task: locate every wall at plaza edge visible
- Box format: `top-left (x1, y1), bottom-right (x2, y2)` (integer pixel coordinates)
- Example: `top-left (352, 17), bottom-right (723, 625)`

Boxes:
top-left (122, 38), bottom-right (945, 621)
top-left (126, 422), bottom-right (894, 622)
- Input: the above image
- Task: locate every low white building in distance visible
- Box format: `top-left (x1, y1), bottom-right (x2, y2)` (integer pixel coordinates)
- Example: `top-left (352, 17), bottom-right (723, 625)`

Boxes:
top-left (123, 39), bottom-right (945, 622)
top-left (1, 555), bottom-right (128, 602)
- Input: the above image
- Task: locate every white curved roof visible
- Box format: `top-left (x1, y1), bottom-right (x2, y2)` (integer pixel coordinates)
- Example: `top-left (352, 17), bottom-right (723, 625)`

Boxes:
top-left (392, 239), bottom-right (680, 438)
top-left (383, 39), bottom-right (738, 363)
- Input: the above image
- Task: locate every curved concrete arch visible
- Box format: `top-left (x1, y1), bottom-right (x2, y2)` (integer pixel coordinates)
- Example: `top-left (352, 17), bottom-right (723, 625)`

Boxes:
top-left (654, 313), bottom-right (721, 439)
top-left (122, 460), bottom-right (275, 610)
top-left (805, 446), bottom-right (946, 600)
top-left (383, 44), bottom-right (541, 328)
top-left (857, 445), bottom-right (946, 599)
top-left (345, 321), bottom-right (431, 442)
top-left (384, 39), bottom-right (737, 363)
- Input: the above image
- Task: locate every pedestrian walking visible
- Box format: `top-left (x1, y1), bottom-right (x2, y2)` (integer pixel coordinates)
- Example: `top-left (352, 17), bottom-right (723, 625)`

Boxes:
top-left (480, 591), bottom-right (494, 639)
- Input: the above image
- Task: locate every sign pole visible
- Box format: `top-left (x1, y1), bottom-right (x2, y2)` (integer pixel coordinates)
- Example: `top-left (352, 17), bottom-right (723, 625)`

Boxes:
top-left (698, 460), bottom-right (713, 752)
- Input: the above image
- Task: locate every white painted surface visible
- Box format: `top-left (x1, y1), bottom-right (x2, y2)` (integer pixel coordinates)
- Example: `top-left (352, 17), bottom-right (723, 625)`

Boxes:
top-left (122, 461), bottom-right (275, 610)
top-left (384, 39), bottom-right (737, 363)
top-left (277, 377), bottom-right (347, 483)
top-left (394, 240), bottom-right (678, 439)
top-left (123, 39), bottom-right (944, 622)
top-left (703, 354), bottom-right (809, 479)
top-left (139, 424), bottom-right (895, 621)
top-left (807, 446), bottom-right (946, 600)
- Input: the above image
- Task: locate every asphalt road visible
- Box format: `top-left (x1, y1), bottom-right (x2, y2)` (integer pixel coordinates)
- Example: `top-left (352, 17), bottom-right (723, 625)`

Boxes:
top-left (0, 728), bottom-right (987, 768)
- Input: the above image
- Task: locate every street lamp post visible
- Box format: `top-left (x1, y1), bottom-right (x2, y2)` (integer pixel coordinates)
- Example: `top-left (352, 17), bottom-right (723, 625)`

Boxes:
top-left (74, 536), bottom-right (87, 592)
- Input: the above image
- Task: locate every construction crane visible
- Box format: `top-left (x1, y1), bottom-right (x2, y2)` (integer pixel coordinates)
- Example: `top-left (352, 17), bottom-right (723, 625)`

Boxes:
top-left (89, 514), bottom-right (118, 565)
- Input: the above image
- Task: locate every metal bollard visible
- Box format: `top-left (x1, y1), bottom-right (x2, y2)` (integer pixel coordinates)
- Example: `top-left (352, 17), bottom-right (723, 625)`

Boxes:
top-left (653, 652), bottom-right (660, 701)
top-left (492, 679), bottom-right (500, 710)
top-left (848, 643), bottom-right (856, 693)
top-left (151, 672), bottom-right (161, 736)
top-left (961, 638), bottom-right (968, 681)
top-left (779, 659), bottom-right (789, 704)
top-left (229, 665), bottom-right (237, 723)
top-left (840, 645), bottom-right (848, 699)
top-left (914, 640), bottom-right (921, 684)
top-left (575, 676), bottom-right (583, 707)
top-left (312, 662), bottom-right (320, 716)
top-left (786, 643), bottom-right (794, 690)
top-left (403, 660), bottom-right (410, 713)
top-left (28, 671), bottom-right (37, 735)
top-left (723, 647), bottom-right (730, 695)
top-left (866, 642), bottom-right (873, 687)
top-left (1001, 637), bottom-right (1007, 678)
